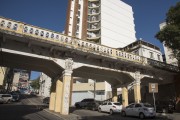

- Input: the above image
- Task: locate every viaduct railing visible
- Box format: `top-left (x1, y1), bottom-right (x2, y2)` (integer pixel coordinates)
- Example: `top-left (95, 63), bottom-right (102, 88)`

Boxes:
top-left (0, 16), bottom-right (179, 72)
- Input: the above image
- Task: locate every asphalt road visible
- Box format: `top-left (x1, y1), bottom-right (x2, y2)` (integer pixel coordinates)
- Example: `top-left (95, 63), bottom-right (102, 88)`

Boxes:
top-left (0, 94), bottom-right (62, 120)
top-left (70, 108), bottom-right (168, 120)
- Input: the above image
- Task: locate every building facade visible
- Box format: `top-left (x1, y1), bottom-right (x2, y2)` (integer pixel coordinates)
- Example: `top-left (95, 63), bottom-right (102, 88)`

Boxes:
top-left (159, 22), bottom-right (178, 66)
top-left (121, 39), bottom-right (163, 62)
top-left (39, 73), bottom-right (52, 97)
top-left (12, 69), bottom-right (31, 91)
top-left (65, 0), bottom-right (136, 48)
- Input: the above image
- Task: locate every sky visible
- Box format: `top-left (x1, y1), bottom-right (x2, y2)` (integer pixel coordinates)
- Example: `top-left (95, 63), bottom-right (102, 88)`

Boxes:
top-left (0, 0), bottom-right (179, 79)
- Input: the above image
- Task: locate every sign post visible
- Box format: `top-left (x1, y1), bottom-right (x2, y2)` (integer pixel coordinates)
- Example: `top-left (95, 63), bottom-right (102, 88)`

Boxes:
top-left (149, 83), bottom-right (158, 112)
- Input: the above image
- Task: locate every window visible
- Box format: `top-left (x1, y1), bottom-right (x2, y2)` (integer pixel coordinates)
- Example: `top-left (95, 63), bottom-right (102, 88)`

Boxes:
top-left (126, 104), bottom-right (134, 108)
top-left (108, 102), bottom-right (112, 105)
top-left (102, 103), bottom-right (107, 105)
top-left (135, 104), bottom-right (142, 108)
top-left (157, 54), bottom-right (160, 61)
top-left (78, 4), bottom-right (81, 9)
top-left (149, 52), bottom-right (154, 59)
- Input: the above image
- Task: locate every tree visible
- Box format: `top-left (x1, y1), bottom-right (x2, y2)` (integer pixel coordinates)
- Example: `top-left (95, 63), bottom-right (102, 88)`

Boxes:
top-left (30, 77), bottom-right (40, 90)
top-left (155, 2), bottom-right (180, 66)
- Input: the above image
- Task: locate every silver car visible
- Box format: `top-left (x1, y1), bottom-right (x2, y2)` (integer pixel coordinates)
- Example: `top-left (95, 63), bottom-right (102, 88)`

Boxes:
top-left (0, 94), bottom-right (13, 104)
top-left (121, 103), bottom-right (156, 119)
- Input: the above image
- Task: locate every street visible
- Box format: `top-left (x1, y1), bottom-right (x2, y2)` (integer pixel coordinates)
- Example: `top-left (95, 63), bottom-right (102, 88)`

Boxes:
top-left (0, 94), bottom-right (171, 120)
top-left (0, 95), bottom-right (62, 120)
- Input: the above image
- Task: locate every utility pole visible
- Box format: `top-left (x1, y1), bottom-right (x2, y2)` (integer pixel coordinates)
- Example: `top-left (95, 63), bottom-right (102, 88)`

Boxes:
top-left (94, 80), bottom-right (96, 99)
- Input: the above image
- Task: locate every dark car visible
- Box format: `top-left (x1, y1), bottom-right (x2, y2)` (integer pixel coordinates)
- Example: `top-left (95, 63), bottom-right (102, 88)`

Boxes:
top-left (156, 100), bottom-right (175, 113)
top-left (75, 98), bottom-right (95, 108)
top-left (43, 97), bottom-right (50, 104)
top-left (86, 100), bottom-right (102, 111)
top-left (10, 91), bottom-right (20, 102)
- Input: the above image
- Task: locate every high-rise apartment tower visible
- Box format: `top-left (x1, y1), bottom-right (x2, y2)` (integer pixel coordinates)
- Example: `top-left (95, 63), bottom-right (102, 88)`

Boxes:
top-left (65, 0), bottom-right (136, 48)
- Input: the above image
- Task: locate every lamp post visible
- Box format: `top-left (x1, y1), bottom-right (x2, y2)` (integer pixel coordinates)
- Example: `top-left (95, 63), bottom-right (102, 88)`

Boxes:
top-left (94, 80), bottom-right (96, 99)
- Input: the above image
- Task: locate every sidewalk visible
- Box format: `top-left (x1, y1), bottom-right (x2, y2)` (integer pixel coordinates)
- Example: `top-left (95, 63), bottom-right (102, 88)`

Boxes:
top-left (156, 112), bottom-right (180, 120)
top-left (44, 108), bottom-right (81, 120)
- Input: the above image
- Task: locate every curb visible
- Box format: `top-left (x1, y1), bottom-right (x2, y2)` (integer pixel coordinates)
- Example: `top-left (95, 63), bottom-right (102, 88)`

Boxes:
top-left (43, 109), bottom-right (81, 120)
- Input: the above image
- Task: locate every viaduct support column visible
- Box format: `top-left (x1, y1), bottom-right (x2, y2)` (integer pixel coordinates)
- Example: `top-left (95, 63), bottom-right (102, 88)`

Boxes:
top-left (49, 81), bottom-right (56, 111)
top-left (61, 58), bottom-right (73, 115)
top-left (49, 92), bottom-right (56, 111)
top-left (133, 71), bottom-right (141, 103)
top-left (122, 87), bottom-right (128, 107)
top-left (54, 80), bottom-right (63, 112)
top-left (112, 88), bottom-right (117, 102)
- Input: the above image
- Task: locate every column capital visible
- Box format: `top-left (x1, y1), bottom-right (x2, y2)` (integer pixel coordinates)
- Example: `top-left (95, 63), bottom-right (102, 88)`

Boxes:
top-left (134, 71), bottom-right (141, 85)
top-left (65, 58), bottom-right (73, 71)
top-left (62, 70), bottom-right (73, 76)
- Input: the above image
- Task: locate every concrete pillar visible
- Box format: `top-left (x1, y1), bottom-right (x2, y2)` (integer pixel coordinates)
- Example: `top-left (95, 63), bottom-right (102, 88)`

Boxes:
top-left (69, 77), bottom-right (73, 106)
top-left (122, 87), bottom-right (128, 107)
top-left (54, 80), bottom-right (63, 113)
top-left (61, 70), bottom-right (73, 115)
top-left (112, 88), bottom-right (117, 102)
top-left (49, 92), bottom-right (56, 111)
top-left (134, 71), bottom-right (141, 103)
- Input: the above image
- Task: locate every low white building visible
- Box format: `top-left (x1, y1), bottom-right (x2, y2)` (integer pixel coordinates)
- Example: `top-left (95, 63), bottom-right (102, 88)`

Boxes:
top-left (71, 78), bottom-right (113, 105)
top-left (120, 39), bottom-right (163, 62)
top-left (39, 73), bottom-right (51, 97)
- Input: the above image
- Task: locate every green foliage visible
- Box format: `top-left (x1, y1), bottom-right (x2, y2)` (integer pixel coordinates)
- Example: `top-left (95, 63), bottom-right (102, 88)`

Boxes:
top-left (155, 2), bottom-right (180, 63)
top-left (30, 77), bottom-right (40, 89)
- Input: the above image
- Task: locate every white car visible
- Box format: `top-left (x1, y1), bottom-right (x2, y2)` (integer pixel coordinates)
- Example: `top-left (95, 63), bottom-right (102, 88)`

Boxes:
top-left (98, 102), bottom-right (122, 115)
top-left (121, 103), bottom-right (156, 119)
top-left (0, 94), bottom-right (13, 103)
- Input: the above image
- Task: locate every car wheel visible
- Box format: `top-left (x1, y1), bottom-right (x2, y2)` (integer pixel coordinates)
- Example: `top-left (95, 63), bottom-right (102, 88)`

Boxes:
top-left (75, 104), bottom-right (80, 109)
top-left (121, 111), bottom-right (126, 117)
top-left (139, 112), bottom-right (145, 119)
top-left (6, 100), bottom-right (11, 104)
top-left (110, 109), bottom-right (113, 115)
top-left (98, 108), bottom-right (101, 112)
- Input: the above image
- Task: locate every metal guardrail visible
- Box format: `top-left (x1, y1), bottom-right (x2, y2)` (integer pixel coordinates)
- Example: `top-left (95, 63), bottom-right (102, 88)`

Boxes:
top-left (0, 16), bottom-right (179, 72)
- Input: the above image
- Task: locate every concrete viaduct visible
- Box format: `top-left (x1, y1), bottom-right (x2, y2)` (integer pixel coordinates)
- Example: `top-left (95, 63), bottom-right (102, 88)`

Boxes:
top-left (0, 16), bottom-right (179, 115)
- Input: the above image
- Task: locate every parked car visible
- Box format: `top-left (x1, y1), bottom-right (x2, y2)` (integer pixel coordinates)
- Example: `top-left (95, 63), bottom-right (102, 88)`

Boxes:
top-left (98, 102), bottom-right (122, 115)
top-left (75, 98), bottom-right (95, 108)
top-left (121, 103), bottom-right (156, 119)
top-left (43, 97), bottom-right (50, 104)
top-left (10, 92), bottom-right (20, 102)
top-left (0, 94), bottom-right (13, 104)
top-left (86, 100), bottom-right (102, 111)
top-left (156, 100), bottom-right (175, 113)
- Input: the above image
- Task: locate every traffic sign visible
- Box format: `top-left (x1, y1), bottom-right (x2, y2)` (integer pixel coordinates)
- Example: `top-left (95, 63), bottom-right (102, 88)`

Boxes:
top-left (149, 83), bottom-right (158, 93)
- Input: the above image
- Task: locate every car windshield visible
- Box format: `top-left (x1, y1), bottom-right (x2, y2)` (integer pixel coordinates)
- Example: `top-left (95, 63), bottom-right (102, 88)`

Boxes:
top-left (113, 102), bottom-right (121, 105)
top-left (144, 103), bottom-right (153, 107)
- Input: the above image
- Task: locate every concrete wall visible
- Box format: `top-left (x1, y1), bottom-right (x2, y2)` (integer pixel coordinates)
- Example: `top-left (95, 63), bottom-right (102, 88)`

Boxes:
top-left (73, 82), bottom-right (105, 91)
top-left (101, 0), bottom-right (136, 48)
